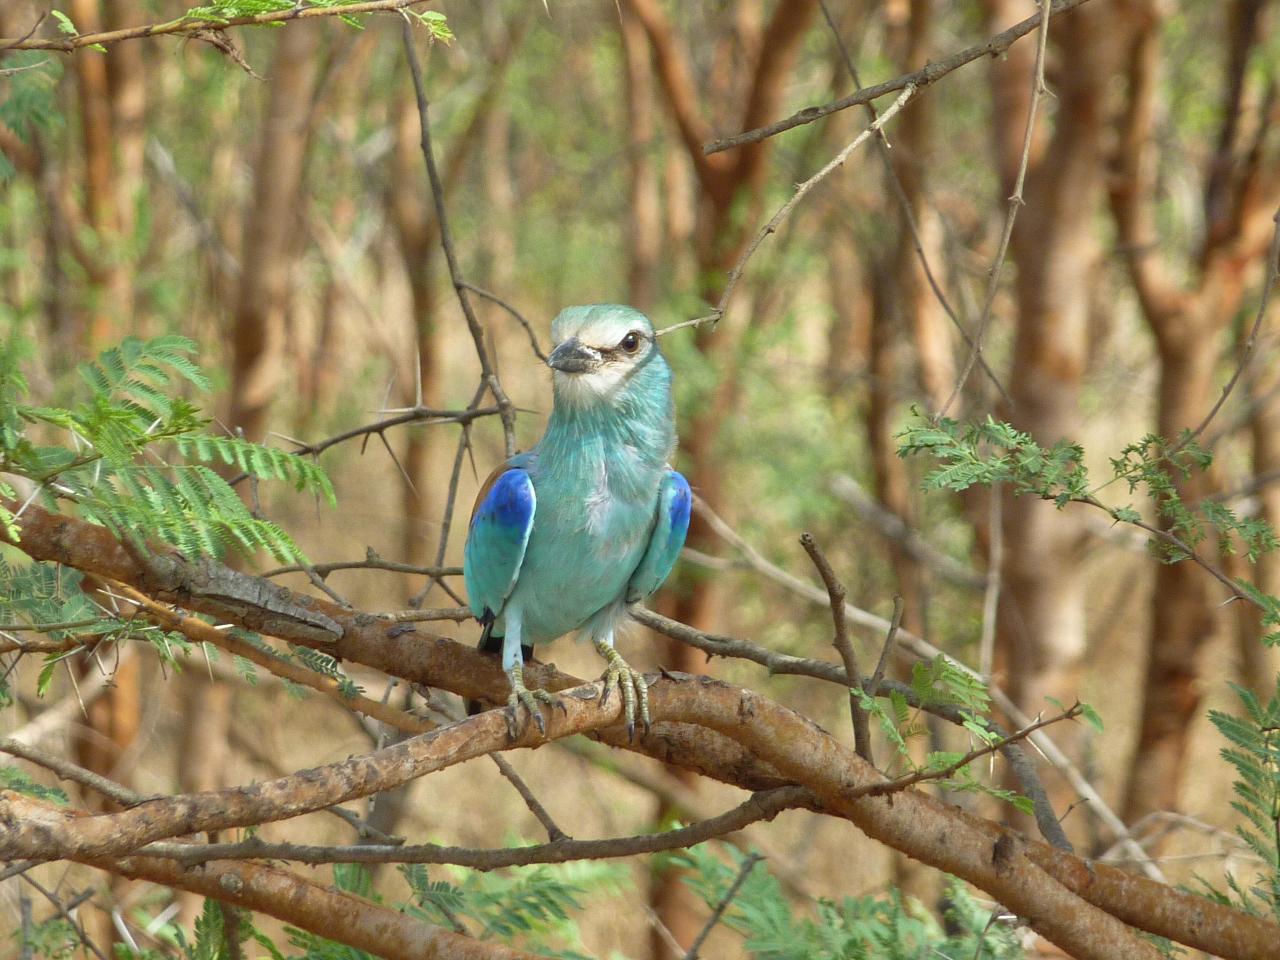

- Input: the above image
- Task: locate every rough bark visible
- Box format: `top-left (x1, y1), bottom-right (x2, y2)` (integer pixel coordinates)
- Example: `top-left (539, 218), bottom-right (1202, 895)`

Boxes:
top-left (7, 502), bottom-right (1279, 960)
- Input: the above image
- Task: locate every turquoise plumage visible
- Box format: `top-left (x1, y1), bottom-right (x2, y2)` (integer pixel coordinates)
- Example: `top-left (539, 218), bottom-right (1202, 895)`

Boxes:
top-left (463, 304), bottom-right (691, 736)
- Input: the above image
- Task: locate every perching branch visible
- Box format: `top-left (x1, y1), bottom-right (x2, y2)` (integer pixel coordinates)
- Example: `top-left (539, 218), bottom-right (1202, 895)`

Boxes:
top-left (8, 502), bottom-right (1277, 957)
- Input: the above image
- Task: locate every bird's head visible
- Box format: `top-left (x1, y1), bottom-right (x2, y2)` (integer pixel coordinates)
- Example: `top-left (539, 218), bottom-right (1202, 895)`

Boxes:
top-left (546, 304), bottom-right (668, 409)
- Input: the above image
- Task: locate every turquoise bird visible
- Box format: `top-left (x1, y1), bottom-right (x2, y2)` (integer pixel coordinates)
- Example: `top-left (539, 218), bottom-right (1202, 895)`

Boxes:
top-left (463, 304), bottom-right (691, 737)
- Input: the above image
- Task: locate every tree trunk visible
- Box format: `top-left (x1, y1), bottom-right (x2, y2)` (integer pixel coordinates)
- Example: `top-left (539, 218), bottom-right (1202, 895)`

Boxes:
top-left (986, 0), bottom-right (1126, 714)
top-left (228, 22), bottom-right (322, 442)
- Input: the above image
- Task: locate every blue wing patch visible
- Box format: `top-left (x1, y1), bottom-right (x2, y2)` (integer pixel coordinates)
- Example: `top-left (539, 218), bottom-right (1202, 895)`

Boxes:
top-left (463, 467), bottom-right (536, 621)
top-left (626, 470), bottom-right (692, 603)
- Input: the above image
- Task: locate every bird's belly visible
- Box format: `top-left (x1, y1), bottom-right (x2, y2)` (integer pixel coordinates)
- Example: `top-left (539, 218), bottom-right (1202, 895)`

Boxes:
top-left (510, 501), bottom-right (650, 644)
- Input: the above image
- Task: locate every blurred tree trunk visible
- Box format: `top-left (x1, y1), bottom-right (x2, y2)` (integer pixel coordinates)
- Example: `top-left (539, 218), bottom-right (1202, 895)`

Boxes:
top-left (874, 0), bottom-right (946, 906)
top-left (304, 31), bottom-right (378, 425)
top-left (174, 678), bottom-right (234, 927)
top-left (389, 88), bottom-right (444, 572)
top-left (228, 22), bottom-right (322, 443)
top-left (626, 3), bottom-right (819, 955)
top-left (626, 0), bottom-right (818, 619)
top-left (983, 0), bottom-right (1124, 715)
top-left (1108, 0), bottom-right (1280, 821)
top-left (1241, 361), bottom-right (1280, 695)
top-left (60, 6), bottom-right (150, 948)
top-left (620, 3), bottom-right (660, 314)
top-left (67, 0), bottom-right (131, 348)
top-left (390, 19), bottom-right (526, 574)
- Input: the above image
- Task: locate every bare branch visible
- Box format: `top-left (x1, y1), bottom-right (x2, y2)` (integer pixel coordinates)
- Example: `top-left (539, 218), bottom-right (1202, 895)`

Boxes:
top-left (400, 19), bottom-right (517, 456)
top-left (658, 84), bottom-right (917, 337)
top-left (1183, 207), bottom-right (1280, 446)
top-left (704, 0), bottom-right (1094, 155)
top-left (938, 0), bottom-right (1054, 417)
top-left (0, 737), bottom-right (145, 808)
top-left (129, 787), bottom-right (805, 869)
top-left (683, 853), bottom-right (764, 960)
top-left (799, 533), bottom-right (872, 762)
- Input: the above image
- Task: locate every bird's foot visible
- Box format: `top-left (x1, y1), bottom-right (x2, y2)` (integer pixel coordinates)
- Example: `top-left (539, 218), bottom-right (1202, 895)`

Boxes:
top-left (505, 664), bottom-right (557, 738)
top-left (594, 641), bottom-right (650, 741)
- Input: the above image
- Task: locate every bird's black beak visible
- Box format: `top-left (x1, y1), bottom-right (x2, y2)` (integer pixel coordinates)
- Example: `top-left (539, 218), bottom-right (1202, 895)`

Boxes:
top-left (547, 337), bottom-right (601, 374)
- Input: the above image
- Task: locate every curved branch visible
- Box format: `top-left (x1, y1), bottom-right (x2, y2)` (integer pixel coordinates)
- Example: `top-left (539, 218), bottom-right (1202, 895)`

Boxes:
top-left (93, 843), bottom-right (541, 960)
top-left (132, 786), bottom-right (808, 868)
top-left (4, 677), bottom-right (1269, 959)
top-left (4, 502), bottom-right (1277, 958)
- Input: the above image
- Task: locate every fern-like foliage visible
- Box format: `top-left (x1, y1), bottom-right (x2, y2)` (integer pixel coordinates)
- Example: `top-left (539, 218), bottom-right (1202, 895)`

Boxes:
top-left (1206, 679), bottom-right (1280, 920)
top-left (1, 333), bottom-right (333, 564)
top-left (897, 413), bottom-right (1280, 567)
top-left (0, 52), bottom-right (60, 183)
top-left (672, 843), bottom-right (1026, 959)
top-left (0, 334), bottom-right (336, 706)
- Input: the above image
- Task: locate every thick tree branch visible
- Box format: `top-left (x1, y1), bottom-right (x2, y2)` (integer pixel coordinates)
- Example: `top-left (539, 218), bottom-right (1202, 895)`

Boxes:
top-left (3, 676), bottom-right (1268, 959)
top-left (5, 503), bottom-right (1277, 958)
top-left (86, 840), bottom-right (540, 960)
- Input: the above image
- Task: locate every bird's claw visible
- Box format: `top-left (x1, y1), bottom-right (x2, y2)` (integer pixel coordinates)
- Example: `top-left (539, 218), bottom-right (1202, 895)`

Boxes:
top-left (594, 642), bottom-right (650, 741)
top-left (505, 666), bottom-right (556, 738)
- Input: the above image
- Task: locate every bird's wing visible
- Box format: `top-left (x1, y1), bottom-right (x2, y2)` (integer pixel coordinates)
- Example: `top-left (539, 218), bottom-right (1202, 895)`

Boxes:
top-left (626, 470), bottom-right (692, 603)
top-left (464, 464), bottom-right (536, 621)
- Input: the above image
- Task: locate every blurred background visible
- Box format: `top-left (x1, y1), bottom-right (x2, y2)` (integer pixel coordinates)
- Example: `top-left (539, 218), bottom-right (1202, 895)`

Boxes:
top-left (1, 0), bottom-right (1278, 956)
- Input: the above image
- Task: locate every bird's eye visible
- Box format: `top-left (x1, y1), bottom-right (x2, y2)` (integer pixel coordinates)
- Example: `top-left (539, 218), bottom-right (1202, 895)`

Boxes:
top-left (619, 331), bottom-right (643, 354)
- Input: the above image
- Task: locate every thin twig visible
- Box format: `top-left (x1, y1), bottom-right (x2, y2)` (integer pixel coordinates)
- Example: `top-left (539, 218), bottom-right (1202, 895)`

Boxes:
top-left (704, 0), bottom-right (1093, 154)
top-left (816, 0), bottom-right (1009, 404)
top-left (866, 595), bottom-right (903, 699)
top-left (0, 1), bottom-right (436, 51)
top-left (460, 282), bottom-right (548, 362)
top-left (658, 84), bottom-right (917, 337)
top-left (488, 755), bottom-right (569, 842)
top-left (799, 533), bottom-right (872, 762)
top-left (979, 482), bottom-right (1003, 679)
top-left (131, 788), bottom-right (806, 868)
top-left (683, 853), bottom-right (763, 960)
top-left (226, 405), bottom-right (501, 487)
top-left (412, 383), bottom-right (487, 608)
top-left (848, 704), bottom-right (1082, 800)
top-left (19, 874), bottom-right (108, 960)
top-left (0, 738), bottom-right (146, 808)
top-left (401, 18), bottom-right (517, 456)
top-left (938, 0), bottom-right (1054, 418)
top-left (1181, 208), bottom-right (1280, 448)
top-left (261, 555), bottom-right (462, 580)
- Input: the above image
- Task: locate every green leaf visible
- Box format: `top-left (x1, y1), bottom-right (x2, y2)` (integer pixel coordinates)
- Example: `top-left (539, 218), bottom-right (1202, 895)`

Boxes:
top-left (0, 766), bottom-right (68, 805)
top-left (50, 10), bottom-right (78, 35)
top-left (1079, 702), bottom-right (1104, 733)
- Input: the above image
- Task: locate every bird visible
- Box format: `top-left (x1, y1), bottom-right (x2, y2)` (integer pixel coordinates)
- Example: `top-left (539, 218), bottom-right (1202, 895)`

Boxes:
top-left (463, 304), bottom-right (691, 738)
